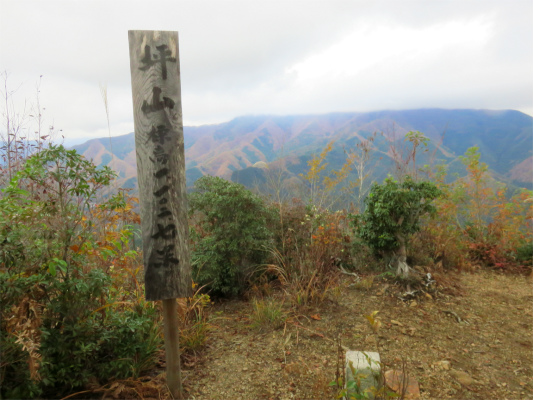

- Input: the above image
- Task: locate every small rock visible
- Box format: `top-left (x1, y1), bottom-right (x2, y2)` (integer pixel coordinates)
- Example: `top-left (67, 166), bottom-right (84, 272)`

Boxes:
top-left (384, 370), bottom-right (421, 399)
top-left (410, 300), bottom-right (418, 307)
top-left (391, 320), bottom-right (403, 326)
top-left (436, 360), bottom-right (451, 370)
top-left (450, 369), bottom-right (475, 386)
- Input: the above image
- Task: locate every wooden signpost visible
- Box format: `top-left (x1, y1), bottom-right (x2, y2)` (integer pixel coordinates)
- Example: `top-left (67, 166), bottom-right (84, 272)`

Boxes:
top-left (128, 30), bottom-right (192, 399)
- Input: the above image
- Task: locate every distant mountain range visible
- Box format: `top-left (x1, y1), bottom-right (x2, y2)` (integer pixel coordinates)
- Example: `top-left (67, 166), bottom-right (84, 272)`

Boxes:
top-left (72, 109), bottom-right (533, 193)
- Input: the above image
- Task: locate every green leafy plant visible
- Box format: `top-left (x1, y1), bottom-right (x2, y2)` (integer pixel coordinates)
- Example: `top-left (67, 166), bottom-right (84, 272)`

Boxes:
top-left (38, 281), bottom-right (160, 394)
top-left (515, 240), bottom-right (533, 267)
top-left (351, 176), bottom-right (441, 277)
top-left (0, 146), bottom-right (159, 398)
top-left (189, 176), bottom-right (275, 296)
top-left (330, 355), bottom-right (399, 400)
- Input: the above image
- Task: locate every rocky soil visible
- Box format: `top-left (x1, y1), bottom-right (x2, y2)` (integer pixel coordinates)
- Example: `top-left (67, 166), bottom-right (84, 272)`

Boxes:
top-left (174, 270), bottom-right (533, 399)
top-left (98, 270), bottom-right (533, 400)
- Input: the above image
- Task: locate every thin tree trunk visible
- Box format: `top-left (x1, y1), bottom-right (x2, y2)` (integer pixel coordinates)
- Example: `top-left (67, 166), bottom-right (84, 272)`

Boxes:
top-left (396, 235), bottom-right (410, 278)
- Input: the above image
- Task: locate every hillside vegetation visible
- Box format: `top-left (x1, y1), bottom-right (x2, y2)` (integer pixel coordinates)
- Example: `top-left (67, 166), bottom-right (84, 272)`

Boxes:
top-left (1, 107), bottom-right (532, 399)
top-left (72, 109), bottom-right (533, 192)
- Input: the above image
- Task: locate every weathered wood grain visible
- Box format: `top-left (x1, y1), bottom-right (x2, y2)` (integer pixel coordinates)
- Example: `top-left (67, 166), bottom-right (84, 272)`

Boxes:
top-left (163, 298), bottom-right (183, 399)
top-left (128, 30), bottom-right (192, 301)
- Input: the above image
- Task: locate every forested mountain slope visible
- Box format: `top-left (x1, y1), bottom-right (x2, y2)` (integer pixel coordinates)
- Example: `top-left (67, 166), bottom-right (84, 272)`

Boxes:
top-left (72, 109), bottom-right (532, 190)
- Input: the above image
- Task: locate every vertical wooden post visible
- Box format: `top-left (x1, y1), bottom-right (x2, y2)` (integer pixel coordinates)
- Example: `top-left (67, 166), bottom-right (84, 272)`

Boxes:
top-left (128, 30), bottom-right (192, 399)
top-left (163, 298), bottom-right (182, 399)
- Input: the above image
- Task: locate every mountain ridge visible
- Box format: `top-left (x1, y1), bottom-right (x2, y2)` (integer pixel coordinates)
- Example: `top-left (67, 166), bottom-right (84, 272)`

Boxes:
top-left (71, 108), bottom-right (533, 191)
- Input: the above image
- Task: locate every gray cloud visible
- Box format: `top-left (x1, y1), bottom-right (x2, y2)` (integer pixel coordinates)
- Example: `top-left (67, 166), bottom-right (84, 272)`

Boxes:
top-left (1, 0), bottom-right (531, 140)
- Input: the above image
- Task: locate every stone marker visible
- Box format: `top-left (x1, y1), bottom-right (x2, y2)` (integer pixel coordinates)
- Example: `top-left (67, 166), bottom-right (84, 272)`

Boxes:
top-left (345, 351), bottom-right (382, 400)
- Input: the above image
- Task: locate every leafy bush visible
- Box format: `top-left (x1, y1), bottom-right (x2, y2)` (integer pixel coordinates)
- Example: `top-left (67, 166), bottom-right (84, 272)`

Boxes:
top-left (0, 331), bottom-right (42, 399)
top-left (0, 146), bottom-right (160, 398)
top-left (38, 296), bottom-right (160, 396)
top-left (189, 176), bottom-right (275, 296)
top-left (515, 241), bottom-right (533, 267)
top-left (351, 176), bottom-right (442, 277)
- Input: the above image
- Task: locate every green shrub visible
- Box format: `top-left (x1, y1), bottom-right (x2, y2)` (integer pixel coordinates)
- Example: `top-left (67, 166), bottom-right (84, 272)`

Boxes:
top-left (351, 176), bottom-right (441, 277)
top-left (189, 176), bottom-right (275, 296)
top-left (515, 240), bottom-right (533, 266)
top-left (23, 268), bottom-right (160, 397)
top-left (1, 250), bottom-right (161, 398)
top-left (0, 146), bottom-right (160, 398)
top-left (38, 310), bottom-right (160, 396)
top-left (0, 331), bottom-right (43, 399)
top-left (97, 305), bottom-right (161, 380)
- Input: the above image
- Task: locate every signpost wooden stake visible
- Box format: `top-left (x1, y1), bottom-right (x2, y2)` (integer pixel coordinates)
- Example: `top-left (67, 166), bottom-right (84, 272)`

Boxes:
top-left (128, 30), bottom-right (192, 399)
top-left (162, 298), bottom-right (182, 397)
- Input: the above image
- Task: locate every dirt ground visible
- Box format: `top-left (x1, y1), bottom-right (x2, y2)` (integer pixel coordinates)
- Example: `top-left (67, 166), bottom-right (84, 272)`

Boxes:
top-left (104, 270), bottom-right (532, 399)
top-left (175, 270), bottom-right (533, 400)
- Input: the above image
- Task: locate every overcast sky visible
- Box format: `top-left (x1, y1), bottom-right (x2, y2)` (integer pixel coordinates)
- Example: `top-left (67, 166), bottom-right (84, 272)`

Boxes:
top-left (1, 0), bottom-right (532, 143)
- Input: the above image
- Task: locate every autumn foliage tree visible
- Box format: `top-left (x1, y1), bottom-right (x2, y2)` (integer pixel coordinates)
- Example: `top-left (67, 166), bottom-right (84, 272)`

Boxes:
top-left (299, 141), bottom-right (358, 210)
top-left (416, 146), bottom-right (532, 271)
top-left (456, 147), bottom-right (533, 270)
